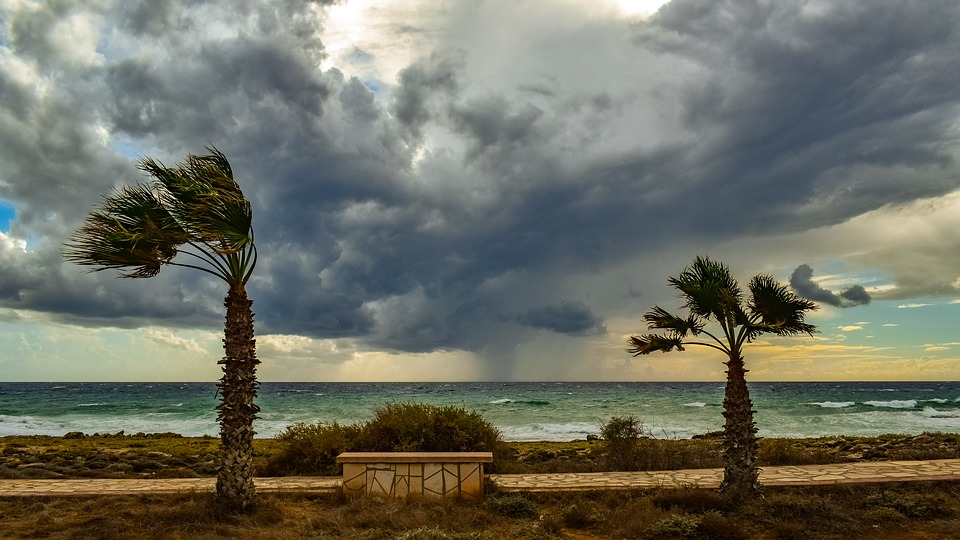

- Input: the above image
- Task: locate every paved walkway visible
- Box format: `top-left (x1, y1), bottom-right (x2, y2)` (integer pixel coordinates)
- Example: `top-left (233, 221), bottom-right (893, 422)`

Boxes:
top-left (2, 459), bottom-right (959, 497)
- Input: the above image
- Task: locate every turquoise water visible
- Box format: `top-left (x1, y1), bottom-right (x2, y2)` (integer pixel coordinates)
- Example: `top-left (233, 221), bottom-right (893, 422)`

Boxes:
top-left (2, 382), bottom-right (959, 440)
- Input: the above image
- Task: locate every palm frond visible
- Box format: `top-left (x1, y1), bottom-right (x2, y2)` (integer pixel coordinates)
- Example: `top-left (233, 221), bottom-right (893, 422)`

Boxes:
top-left (141, 148), bottom-right (253, 255)
top-left (64, 185), bottom-right (186, 278)
top-left (747, 274), bottom-right (818, 337)
top-left (627, 334), bottom-right (685, 355)
top-left (669, 255), bottom-right (743, 320)
top-left (644, 306), bottom-right (704, 337)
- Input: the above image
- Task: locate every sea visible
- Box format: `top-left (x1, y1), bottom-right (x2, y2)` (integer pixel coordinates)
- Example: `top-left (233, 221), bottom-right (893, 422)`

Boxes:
top-left (2, 381), bottom-right (960, 441)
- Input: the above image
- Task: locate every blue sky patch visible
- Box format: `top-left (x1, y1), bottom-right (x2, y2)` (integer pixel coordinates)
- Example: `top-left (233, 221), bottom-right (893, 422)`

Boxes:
top-left (0, 201), bottom-right (15, 232)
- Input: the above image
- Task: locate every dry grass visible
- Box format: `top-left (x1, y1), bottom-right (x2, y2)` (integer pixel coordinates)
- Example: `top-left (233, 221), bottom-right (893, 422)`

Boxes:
top-left (3, 482), bottom-right (960, 538)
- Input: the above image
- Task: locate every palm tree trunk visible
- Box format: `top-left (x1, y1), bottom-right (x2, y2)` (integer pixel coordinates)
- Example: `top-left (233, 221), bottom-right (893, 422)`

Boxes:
top-left (216, 284), bottom-right (260, 508)
top-left (720, 352), bottom-right (760, 500)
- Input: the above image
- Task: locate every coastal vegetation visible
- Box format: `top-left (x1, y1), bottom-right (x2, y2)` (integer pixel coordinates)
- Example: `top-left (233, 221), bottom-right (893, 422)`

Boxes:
top-left (265, 403), bottom-right (506, 476)
top-left (3, 431), bottom-right (960, 480)
top-left (627, 256), bottom-right (818, 499)
top-left (64, 148), bottom-right (261, 508)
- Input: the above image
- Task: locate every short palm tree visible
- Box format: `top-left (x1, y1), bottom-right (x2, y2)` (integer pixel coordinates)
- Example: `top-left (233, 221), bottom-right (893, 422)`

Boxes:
top-left (627, 256), bottom-right (817, 500)
top-left (64, 148), bottom-right (260, 509)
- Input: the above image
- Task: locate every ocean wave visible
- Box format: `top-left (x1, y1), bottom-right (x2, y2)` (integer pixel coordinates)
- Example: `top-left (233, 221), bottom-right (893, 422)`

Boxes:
top-left (922, 407), bottom-right (960, 419)
top-left (0, 415), bottom-right (67, 437)
top-left (0, 414), bottom-right (34, 425)
top-left (683, 402), bottom-right (707, 407)
top-left (922, 398), bottom-right (949, 404)
top-left (499, 422), bottom-right (597, 442)
top-left (77, 403), bottom-right (107, 407)
top-left (807, 401), bottom-right (856, 409)
top-left (864, 400), bottom-right (918, 409)
top-left (489, 399), bottom-right (550, 406)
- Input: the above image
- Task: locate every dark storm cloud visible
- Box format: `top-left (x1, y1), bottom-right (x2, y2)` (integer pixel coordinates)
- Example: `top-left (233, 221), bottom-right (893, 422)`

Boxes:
top-left (448, 96), bottom-right (545, 161)
top-left (637, 0), bottom-right (960, 232)
top-left (790, 264), bottom-right (871, 308)
top-left (0, 0), bottom-right (958, 377)
top-left (517, 301), bottom-right (606, 336)
top-left (390, 51), bottom-right (464, 141)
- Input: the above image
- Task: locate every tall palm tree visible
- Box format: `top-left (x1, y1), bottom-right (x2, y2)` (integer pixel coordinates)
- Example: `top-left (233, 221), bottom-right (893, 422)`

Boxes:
top-left (64, 148), bottom-right (260, 509)
top-left (627, 256), bottom-right (817, 500)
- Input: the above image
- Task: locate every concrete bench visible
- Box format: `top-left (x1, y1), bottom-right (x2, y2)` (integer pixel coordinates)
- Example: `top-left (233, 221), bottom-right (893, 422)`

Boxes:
top-left (337, 452), bottom-right (494, 499)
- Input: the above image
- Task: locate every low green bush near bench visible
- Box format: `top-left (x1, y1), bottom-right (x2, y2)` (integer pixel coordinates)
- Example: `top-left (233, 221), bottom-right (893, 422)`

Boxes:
top-left (264, 403), bottom-right (506, 476)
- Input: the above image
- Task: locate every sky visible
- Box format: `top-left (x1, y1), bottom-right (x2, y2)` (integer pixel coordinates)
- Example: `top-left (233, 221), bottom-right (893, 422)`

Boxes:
top-left (1, 0), bottom-right (959, 382)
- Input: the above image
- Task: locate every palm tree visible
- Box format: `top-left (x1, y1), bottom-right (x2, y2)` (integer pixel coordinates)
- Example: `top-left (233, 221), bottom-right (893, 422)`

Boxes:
top-left (627, 256), bottom-right (817, 500)
top-left (64, 148), bottom-right (260, 509)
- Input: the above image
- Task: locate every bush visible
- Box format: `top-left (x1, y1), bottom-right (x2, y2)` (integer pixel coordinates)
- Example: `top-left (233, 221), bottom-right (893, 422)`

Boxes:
top-left (600, 415), bottom-right (645, 471)
top-left (865, 490), bottom-right (951, 519)
top-left (356, 402), bottom-right (503, 456)
top-left (265, 421), bottom-right (362, 476)
top-left (267, 403), bottom-right (506, 475)
top-left (645, 513), bottom-right (701, 539)
top-left (485, 494), bottom-right (539, 519)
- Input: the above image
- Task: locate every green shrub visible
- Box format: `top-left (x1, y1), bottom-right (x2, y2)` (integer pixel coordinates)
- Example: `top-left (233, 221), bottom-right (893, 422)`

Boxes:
top-left (600, 415), bottom-right (645, 471)
top-left (265, 421), bottom-right (361, 476)
top-left (645, 513), bottom-right (701, 539)
top-left (865, 490), bottom-right (951, 519)
top-left (485, 494), bottom-right (539, 519)
top-left (267, 403), bottom-right (506, 475)
top-left (357, 402), bottom-right (503, 455)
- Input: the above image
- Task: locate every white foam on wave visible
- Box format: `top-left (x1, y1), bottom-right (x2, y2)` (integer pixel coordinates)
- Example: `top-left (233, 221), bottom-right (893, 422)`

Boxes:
top-left (499, 422), bottom-right (598, 442)
top-left (863, 400), bottom-right (918, 409)
top-left (0, 414), bottom-right (67, 436)
top-left (683, 402), bottom-right (707, 407)
top-left (922, 398), bottom-right (949, 404)
top-left (922, 407), bottom-right (960, 419)
top-left (77, 403), bottom-right (107, 407)
top-left (807, 401), bottom-right (856, 409)
top-left (489, 398), bottom-right (513, 404)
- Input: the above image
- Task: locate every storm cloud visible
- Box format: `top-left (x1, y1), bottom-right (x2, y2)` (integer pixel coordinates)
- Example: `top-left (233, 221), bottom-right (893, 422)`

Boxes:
top-left (790, 264), bottom-right (872, 308)
top-left (517, 301), bottom-right (606, 337)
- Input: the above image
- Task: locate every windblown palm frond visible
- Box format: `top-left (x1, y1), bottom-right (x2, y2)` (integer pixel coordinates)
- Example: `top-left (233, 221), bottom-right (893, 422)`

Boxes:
top-left (643, 306), bottom-right (704, 337)
top-left (747, 274), bottom-right (818, 339)
top-left (627, 334), bottom-right (685, 355)
top-left (64, 185), bottom-right (187, 278)
top-left (141, 148), bottom-right (253, 255)
top-left (669, 256), bottom-right (742, 321)
top-left (66, 147), bottom-right (256, 286)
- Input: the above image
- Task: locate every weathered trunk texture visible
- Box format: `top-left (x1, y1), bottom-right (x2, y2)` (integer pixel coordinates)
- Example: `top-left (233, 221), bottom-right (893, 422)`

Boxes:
top-left (720, 352), bottom-right (760, 500)
top-left (216, 284), bottom-right (260, 508)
